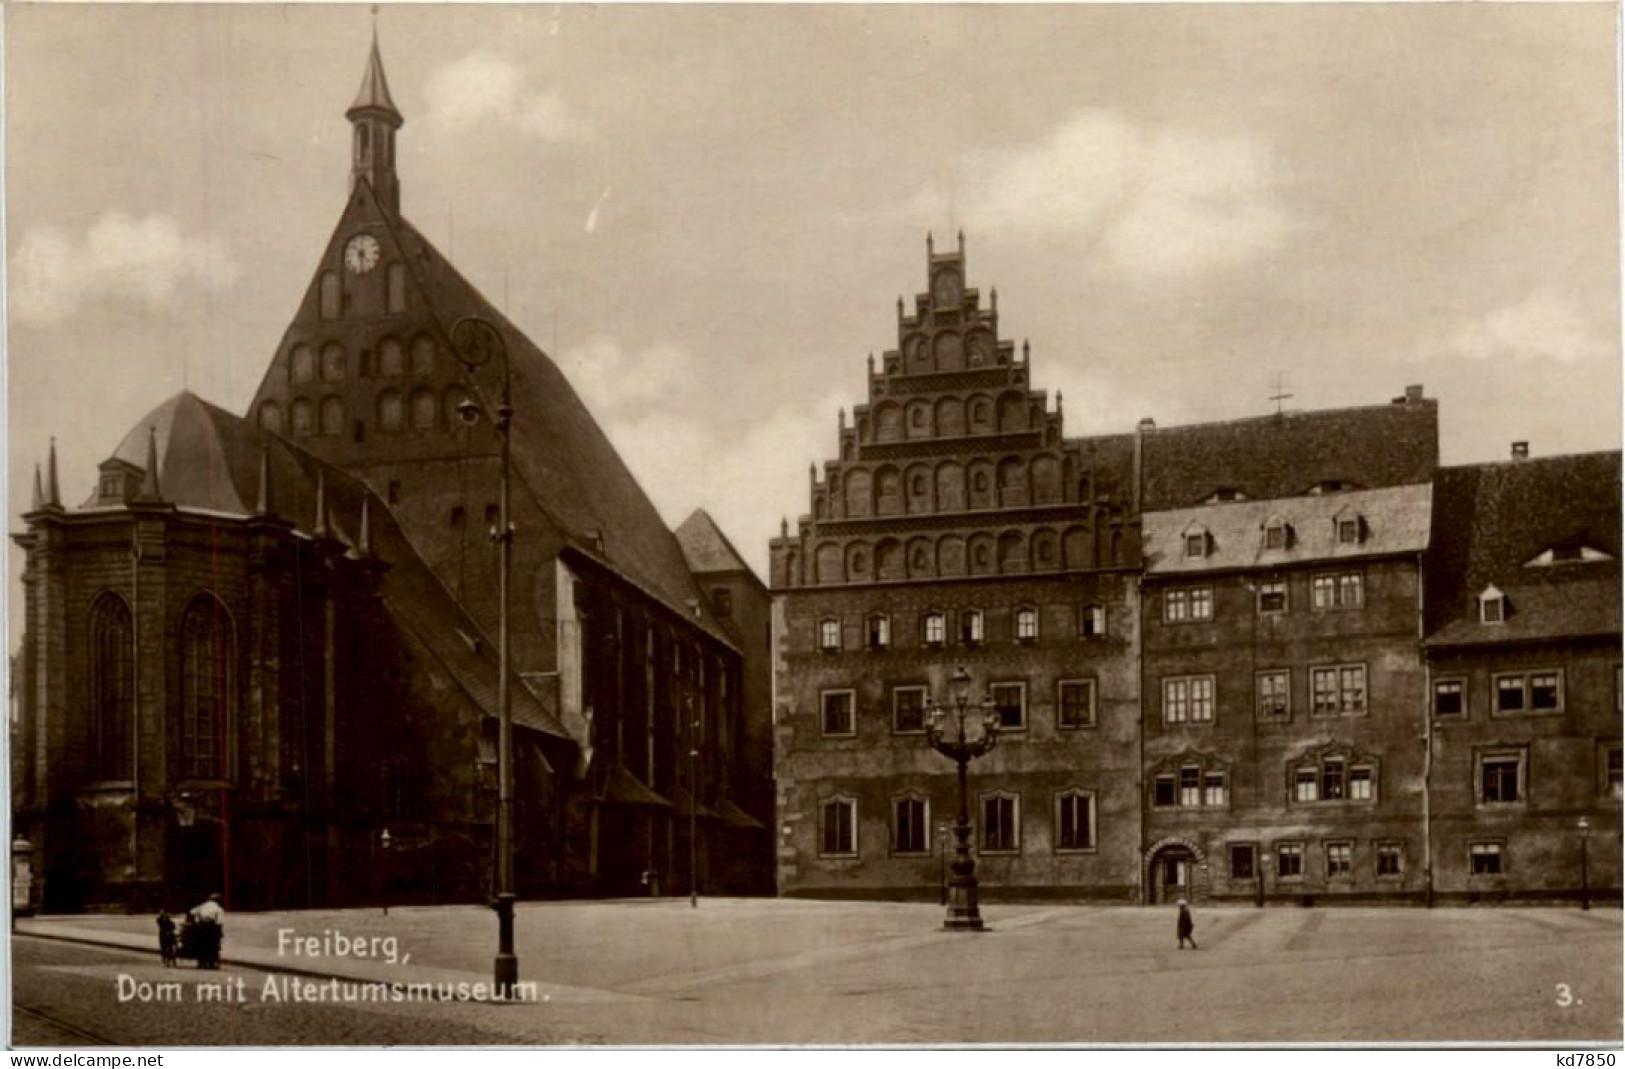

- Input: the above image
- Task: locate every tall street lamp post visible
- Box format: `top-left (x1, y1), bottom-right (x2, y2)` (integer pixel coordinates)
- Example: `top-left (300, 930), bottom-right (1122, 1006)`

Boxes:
top-left (924, 666), bottom-right (1000, 931)
top-left (452, 315), bottom-right (518, 999)
top-left (1579, 816), bottom-right (1591, 911)
top-left (937, 823), bottom-right (950, 906)
top-left (690, 714), bottom-right (700, 910)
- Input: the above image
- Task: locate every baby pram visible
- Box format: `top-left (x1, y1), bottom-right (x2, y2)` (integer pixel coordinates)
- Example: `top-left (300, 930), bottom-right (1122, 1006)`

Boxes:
top-left (179, 915), bottom-right (223, 969)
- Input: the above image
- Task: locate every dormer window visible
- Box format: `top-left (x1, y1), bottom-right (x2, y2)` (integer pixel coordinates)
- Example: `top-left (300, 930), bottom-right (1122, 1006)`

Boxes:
top-left (1524, 543), bottom-right (1614, 567)
top-left (1263, 516), bottom-right (1291, 551)
top-left (1479, 586), bottom-right (1507, 625)
top-left (1183, 526), bottom-right (1210, 560)
top-left (1205, 487), bottom-right (1248, 504)
top-left (1337, 518), bottom-right (1361, 545)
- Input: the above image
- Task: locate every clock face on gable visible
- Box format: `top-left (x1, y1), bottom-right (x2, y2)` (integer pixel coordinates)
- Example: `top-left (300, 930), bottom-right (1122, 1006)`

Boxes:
top-left (344, 234), bottom-right (381, 274)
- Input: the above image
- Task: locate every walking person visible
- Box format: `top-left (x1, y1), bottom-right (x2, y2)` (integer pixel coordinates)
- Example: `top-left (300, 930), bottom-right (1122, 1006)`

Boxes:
top-left (1176, 898), bottom-right (1199, 950)
top-left (156, 911), bottom-right (177, 967)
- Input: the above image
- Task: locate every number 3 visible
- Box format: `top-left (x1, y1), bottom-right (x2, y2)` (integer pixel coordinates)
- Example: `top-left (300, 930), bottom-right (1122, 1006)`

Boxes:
top-left (1556, 983), bottom-right (1575, 1007)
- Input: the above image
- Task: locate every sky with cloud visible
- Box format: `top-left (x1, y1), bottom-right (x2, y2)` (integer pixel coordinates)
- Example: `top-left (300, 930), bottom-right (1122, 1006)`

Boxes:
top-left (6, 4), bottom-right (1619, 611)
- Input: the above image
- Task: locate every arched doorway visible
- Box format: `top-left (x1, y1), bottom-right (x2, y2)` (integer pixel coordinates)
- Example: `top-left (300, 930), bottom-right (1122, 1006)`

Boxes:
top-left (1145, 838), bottom-right (1207, 904)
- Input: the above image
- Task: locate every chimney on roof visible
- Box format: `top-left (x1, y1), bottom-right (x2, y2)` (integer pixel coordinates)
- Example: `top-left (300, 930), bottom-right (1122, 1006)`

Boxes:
top-left (1137, 417), bottom-right (1157, 433)
top-left (1511, 441), bottom-right (1530, 461)
top-left (1405, 384), bottom-right (1424, 403)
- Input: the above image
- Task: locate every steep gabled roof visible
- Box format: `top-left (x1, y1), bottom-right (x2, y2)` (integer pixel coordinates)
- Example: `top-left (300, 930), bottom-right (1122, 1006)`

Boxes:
top-left (1141, 399), bottom-right (1439, 511)
top-left (675, 509), bottom-right (761, 585)
top-left (1425, 451), bottom-right (1622, 647)
top-left (383, 213), bottom-right (735, 645)
top-left (98, 391), bottom-right (567, 739)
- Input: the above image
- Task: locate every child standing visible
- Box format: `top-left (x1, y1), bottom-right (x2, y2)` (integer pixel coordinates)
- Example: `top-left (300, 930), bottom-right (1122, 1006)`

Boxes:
top-left (156, 911), bottom-right (177, 966)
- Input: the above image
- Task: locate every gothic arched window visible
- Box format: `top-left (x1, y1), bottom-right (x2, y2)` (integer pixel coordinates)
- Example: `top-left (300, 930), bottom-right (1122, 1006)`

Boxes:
top-left (410, 388), bottom-right (437, 430)
top-left (410, 334), bottom-right (436, 376)
top-left (377, 390), bottom-right (403, 431)
top-left (290, 398), bottom-right (315, 437)
top-left (89, 593), bottom-right (134, 781)
top-left (319, 395), bottom-right (345, 436)
top-left (180, 595), bottom-right (233, 781)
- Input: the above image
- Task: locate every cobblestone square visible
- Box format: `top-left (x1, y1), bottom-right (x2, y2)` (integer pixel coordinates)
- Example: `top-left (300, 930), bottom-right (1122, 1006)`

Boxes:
top-left (13, 899), bottom-right (1621, 1045)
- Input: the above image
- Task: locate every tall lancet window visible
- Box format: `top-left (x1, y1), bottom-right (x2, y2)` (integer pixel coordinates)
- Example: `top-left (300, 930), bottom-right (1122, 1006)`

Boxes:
top-left (180, 595), bottom-right (233, 781)
top-left (89, 593), bottom-right (134, 780)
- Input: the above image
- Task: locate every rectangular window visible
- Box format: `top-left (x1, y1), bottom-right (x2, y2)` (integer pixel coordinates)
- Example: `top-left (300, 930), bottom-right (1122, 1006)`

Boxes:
top-left (1434, 679), bottom-right (1465, 717)
top-left (867, 615), bottom-right (890, 649)
top-left (959, 611), bottom-right (983, 645)
top-left (990, 683), bottom-right (1026, 730)
top-left (817, 619), bottom-right (840, 652)
top-left (1311, 664), bottom-right (1367, 716)
top-left (1348, 765), bottom-right (1373, 801)
top-left (1470, 841), bottom-right (1503, 875)
top-left (1337, 518), bottom-right (1361, 544)
top-left (1056, 792), bottom-right (1095, 851)
top-left (1258, 580), bottom-right (1287, 614)
top-left (1277, 842), bottom-right (1304, 879)
top-left (923, 613), bottom-right (946, 646)
top-left (821, 691), bottom-right (855, 737)
top-left (1479, 752), bottom-right (1523, 804)
top-left (1080, 604), bottom-right (1106, 638)
top-left (1376, 842), bottom-right (1404, 878)
top-left (386, 262), bottom-right (407, 314)
top-left (1608, 746), bottom-right (1623, 799)
top-left (1312, 571), bottom-right (1364, 610)
top-left (1230, 844), bottom-right (1257, 881)
top-left (893, 797), bottom-right (928, 855)
top-left (1179, 766), bottom-right (1201, 807)
top-left (1203, 771), bottom-right (1227, 807)
top-left (1184, 532), bottom-right (1207, 559)
top-left (1530, 672), bottom-right (1561, 711)
top-left (1015, 608), bottom-right (1038, 641)
top-left (1057, 679), bottom-right (1097, 729)
top-left (1169, 676), bottom-right (1217, 723)
top-left (1163, 586), bottom-right (1214, 623)
top-left (981, 794), bottom-right (1019, 853)
top-left (1295, 768), bottom-right (1318, 802)
top-left (1153, 774), bottom-right (1176, 808)
top-left (892, 687), bottom-right (927, 734)
top-left (1326, 841), bottom-right (1352, 878)
top-left (1264, 525), bottom-right (1287, 551)
top-left (821, 798), bottom-right (856, 856)
top-left (1257, 670), bottom-right (1290, 720)
top-left (1321, 759), bottom-right (1346, 800)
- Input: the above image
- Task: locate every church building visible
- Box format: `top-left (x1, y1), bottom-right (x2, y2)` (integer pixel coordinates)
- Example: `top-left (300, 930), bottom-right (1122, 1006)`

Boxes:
top-left (11, 38), bottom-right (773, 913)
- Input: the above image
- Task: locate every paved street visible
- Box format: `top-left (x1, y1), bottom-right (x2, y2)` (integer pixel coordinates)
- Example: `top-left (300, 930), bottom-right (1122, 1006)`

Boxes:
top-left (13, 899), bottom-right (1622, 1045)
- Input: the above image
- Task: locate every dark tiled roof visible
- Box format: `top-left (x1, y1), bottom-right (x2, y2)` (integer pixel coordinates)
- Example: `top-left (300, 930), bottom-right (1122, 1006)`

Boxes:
top-left (1140, 400), bottom-right (1439, 511)
top-left (1425, 452), bottom-right (1621, 646)
top-left (675, 509), bottom-right (760, 584)
top-left (101, 391), bottom-right (567, 739)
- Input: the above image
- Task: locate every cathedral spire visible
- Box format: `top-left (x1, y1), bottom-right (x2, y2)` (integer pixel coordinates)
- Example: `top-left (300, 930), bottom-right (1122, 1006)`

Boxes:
top-left (138, 426), bottom-right (164, 502)
top-left (31, 463), bottom-right (43, 512)
top-left (254, 448), bottom-right (274, 517)
top-left (346, 29), bottom-right (404, 215)
top-left (313, 470), bottom-right (330, 538)
top-left (45, 438), bottom-right (61, 509)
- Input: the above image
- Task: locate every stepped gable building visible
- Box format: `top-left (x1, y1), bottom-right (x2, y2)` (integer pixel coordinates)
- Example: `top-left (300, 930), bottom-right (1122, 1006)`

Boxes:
top-left (12, 38), bottom-right (772, 912)
top-left (1137, 391), bottom-right (1438, 903)
top-left (769, 235), bottom-right (1145, 900)
top-left (1423, 449), bottom-right (1621, 902)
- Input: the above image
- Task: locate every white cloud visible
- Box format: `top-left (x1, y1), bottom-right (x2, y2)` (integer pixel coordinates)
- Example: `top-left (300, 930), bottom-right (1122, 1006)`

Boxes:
top-left (909, 109), bottom-right (1291, 281)
top-left (1436, 289), bottom-right (1612, 365)
top-left (560, 336), bottom-right (696, 416)
top-left (566, 335), bottom-right (844, 580)
top-left (10, 211), bottom-right (239, 327)
top-left (423, 52), bottom-right (589, 142)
